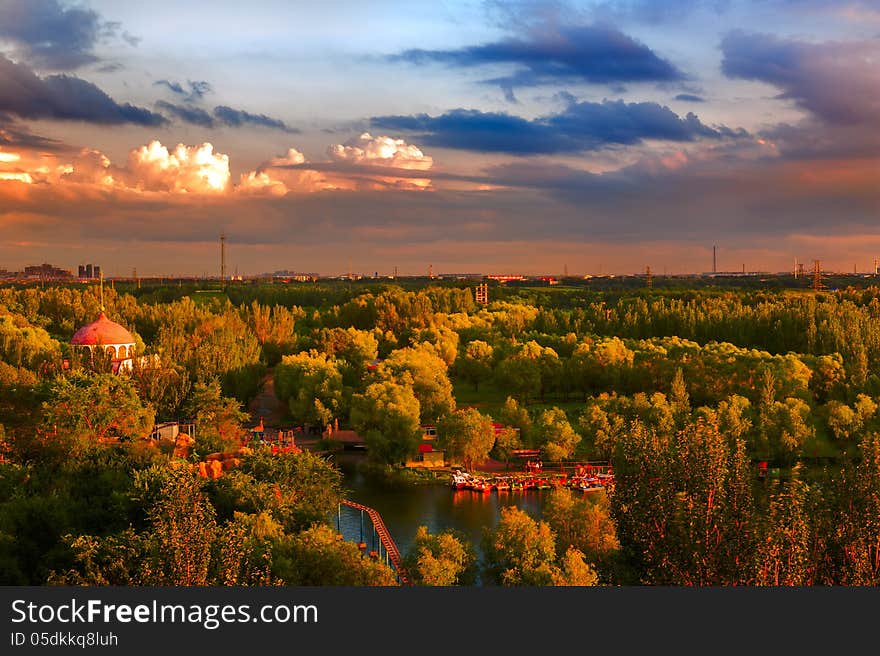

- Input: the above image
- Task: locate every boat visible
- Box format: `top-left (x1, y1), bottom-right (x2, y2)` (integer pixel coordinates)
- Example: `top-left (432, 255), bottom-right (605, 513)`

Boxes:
top-left (451, 471), bottom-right (472, 490)
top-left (494, 478), bottom-right (510, 492)
top-left (469, 478), bottom-right (493, 493)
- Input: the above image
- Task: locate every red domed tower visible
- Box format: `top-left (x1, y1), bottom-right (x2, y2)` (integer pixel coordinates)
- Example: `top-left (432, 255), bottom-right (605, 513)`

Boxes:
top-left (70, 274), bottom-right (136, 372)
top-left (71, 312), bottom-right (136, 372)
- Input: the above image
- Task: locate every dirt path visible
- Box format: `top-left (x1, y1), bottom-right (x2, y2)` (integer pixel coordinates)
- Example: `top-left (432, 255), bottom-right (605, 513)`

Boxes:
top-left (248, 370), bottom-right (286, 427)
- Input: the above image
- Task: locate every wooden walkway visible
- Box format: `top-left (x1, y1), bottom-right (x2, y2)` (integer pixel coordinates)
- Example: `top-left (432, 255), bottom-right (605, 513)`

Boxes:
top-left (339, 499), bottom-right (410, 585)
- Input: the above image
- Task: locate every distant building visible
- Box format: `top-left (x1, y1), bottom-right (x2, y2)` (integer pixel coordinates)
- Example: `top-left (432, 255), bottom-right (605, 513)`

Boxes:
top-left (78, 264), bottom-right (101, 280)
top-left (23, 263), bottom-right (73, 280)
top-left (485, 274), bottom-right (526, 282)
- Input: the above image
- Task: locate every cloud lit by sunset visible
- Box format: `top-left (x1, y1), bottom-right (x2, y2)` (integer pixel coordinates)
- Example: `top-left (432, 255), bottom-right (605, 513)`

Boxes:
top-left (0, 0), bottom-right (877, 276)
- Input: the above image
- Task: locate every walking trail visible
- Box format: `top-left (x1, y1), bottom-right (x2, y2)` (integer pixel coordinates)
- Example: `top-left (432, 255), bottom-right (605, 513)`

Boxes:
top-left (248, 370), bottom-right (286, 428)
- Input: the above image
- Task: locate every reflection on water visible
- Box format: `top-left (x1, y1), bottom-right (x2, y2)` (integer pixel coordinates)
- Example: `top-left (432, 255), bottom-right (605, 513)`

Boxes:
top-left (332, 453), bottom-right (548, 568)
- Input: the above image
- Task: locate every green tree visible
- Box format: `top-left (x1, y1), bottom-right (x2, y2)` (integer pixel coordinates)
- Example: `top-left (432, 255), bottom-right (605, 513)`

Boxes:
top-left (578, 400), bottom-right (626, 459)
top-left (350, 380), bottom-right (422, 465)
top-left (491, 426), bottom-right (522, 465)
top-left (543, 488), bottom-right (619, 574)
top-left (185, 380), bottom-right (249, 454)
top-left (455, 340), bottom-right (494, 391)
top-left (497, 396), bottom-right (532, 444)
top-left (42, 372), bottom-right (155, 445)
top-left (273, 524), bottom-right (397, 586)
top-left (404, 526), bottom-right (477, 586)
top-left (533, 407), bottom-right (581, 461)
top-left (378, 344), bottom-right (455, 423)
top-left (753, 467), bottom-right (820, 586)
top-left (437, 408), bottom-right (496, 471)
top-left (482, 507), bottom-right (597, 586)
top-left (274, 351), bottom-right (346, 426)
top-left (833, 433), bottom-right (880, 585)
top-left (669, 367), bottom-right (691, 418)
top-left (236, 449), bottom-right (343, 531)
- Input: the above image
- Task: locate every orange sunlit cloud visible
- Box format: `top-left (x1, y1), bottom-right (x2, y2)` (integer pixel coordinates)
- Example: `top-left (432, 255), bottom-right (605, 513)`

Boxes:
top-left (0, 134), bottom-right (440, 199)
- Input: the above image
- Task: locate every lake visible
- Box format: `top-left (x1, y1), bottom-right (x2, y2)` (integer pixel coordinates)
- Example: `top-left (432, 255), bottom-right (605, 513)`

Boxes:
top-left (331, 453), bottom-right (558, 578)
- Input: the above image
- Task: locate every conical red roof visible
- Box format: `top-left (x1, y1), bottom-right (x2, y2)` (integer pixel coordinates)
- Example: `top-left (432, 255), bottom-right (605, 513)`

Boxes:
top-left (70, 312), bottom-right (135, 346)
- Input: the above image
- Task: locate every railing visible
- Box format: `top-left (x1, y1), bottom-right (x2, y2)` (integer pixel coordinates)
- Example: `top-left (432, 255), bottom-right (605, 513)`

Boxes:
top-left (337, 499), bottom-right (411, 585)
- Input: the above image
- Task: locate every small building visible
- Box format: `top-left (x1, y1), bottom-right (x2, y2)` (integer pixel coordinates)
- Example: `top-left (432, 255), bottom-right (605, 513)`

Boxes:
top-left (406, 442), bottom-right (445, 468)
top-left (70, 311), bottom-right (136, 372)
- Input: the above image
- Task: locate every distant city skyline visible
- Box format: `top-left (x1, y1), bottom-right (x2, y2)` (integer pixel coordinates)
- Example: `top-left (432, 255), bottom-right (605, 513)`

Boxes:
top-left (1, 1), bottom-right (878, 275)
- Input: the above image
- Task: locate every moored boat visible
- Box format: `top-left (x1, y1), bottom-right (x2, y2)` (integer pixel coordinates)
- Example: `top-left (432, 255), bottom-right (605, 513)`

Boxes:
top-left (451, 471), bottom-right (472, 490)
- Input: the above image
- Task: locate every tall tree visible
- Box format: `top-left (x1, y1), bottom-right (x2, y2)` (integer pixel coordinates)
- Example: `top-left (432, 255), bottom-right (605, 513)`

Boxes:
top-left (274, 351), bottom-right (346, 427)
top-left (350, 380), bottom-right (422, 465)
top-left (437, 408), bottom-right (496, 471)
top-left (404, 526), bottom-right (477, 586)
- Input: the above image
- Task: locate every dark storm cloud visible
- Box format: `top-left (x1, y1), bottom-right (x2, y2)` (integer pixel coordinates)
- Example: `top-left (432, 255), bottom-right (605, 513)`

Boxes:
top-left (213, 106), bottom-right (298, 133)
top-left (0, 113), bottom-right (67, 151)
top-left (675, 93), bottom-right (705, 102)
top-left (720, 31), bottom-right (880, 125)
top-left (155, 101), bottom-right (215, 128)
top-left (0, 0), bottom-right (134, 70)
top-left (391, 23), bottom-right (684, 91)
top-left (155, 101), bottom-right (297, 132)
top-left (0, 55), bottom-right (166, 126)
top-left (154, 79), bottom-right (213, 101)
top-left (372, 100), bottom-right (746, 155)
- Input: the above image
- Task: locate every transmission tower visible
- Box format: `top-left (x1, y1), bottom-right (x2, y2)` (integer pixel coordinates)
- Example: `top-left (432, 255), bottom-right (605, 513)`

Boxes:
top-left (645, 265), bottom-right (653, 289)
top-left (812, 260), bottom-right (826, 291)
top-left (220, 232), bottom-right (226, 285)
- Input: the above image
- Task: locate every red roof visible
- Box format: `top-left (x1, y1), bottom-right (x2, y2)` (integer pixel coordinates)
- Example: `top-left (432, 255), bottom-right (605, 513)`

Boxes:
top-left (70, 312), bottom-right (135, 346)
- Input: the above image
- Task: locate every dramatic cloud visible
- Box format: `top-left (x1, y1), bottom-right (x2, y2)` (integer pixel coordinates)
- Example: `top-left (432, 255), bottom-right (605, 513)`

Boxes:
top-left (327, 133), bottom-right (433, 170)
top-left (0, 113), bottom-right (66, 151)
top-left (0, 55), bottom-right (165, 126)
top-left (721, 31), bottom-right (880, 125)
top-left (0, 134), bottom-right (435, 198)
top-left (213, 105), bottom-right (297, 133)
top-left (392, 23), bottom-right (684, 94)
top-left (155, 101), bottom-right (215, 128)
top-left (154, 79), bottom-right (213, 101)
top-left (241, 134), bottom-right (436, 195)
top-left (238, 147), bottom-right (331, 195)
top-left (0, 140), bottom-right (231, 193)
top-left (125, 141), bottom-right (230, 193)
top-left (373, 100), bottom-right (746, 154)
top-left (0, 0), bottom-right (131, 70)
top-left (154, 100), bottom-right (295, 132)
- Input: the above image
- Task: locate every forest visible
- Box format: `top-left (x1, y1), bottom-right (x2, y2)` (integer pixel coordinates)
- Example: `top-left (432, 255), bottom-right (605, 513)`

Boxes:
top-left (0, 278), bottom-right (878, 586)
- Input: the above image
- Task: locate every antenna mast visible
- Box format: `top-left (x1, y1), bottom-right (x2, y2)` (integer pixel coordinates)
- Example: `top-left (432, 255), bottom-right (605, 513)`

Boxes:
top-left (99, 270), bottom-right (105, 312)
top-left (220, 232), bottom-right (226, 286)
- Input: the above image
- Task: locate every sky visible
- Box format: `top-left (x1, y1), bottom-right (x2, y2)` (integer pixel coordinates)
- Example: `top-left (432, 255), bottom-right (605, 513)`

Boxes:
top-left (0, 0), bottom-right (878, 277)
